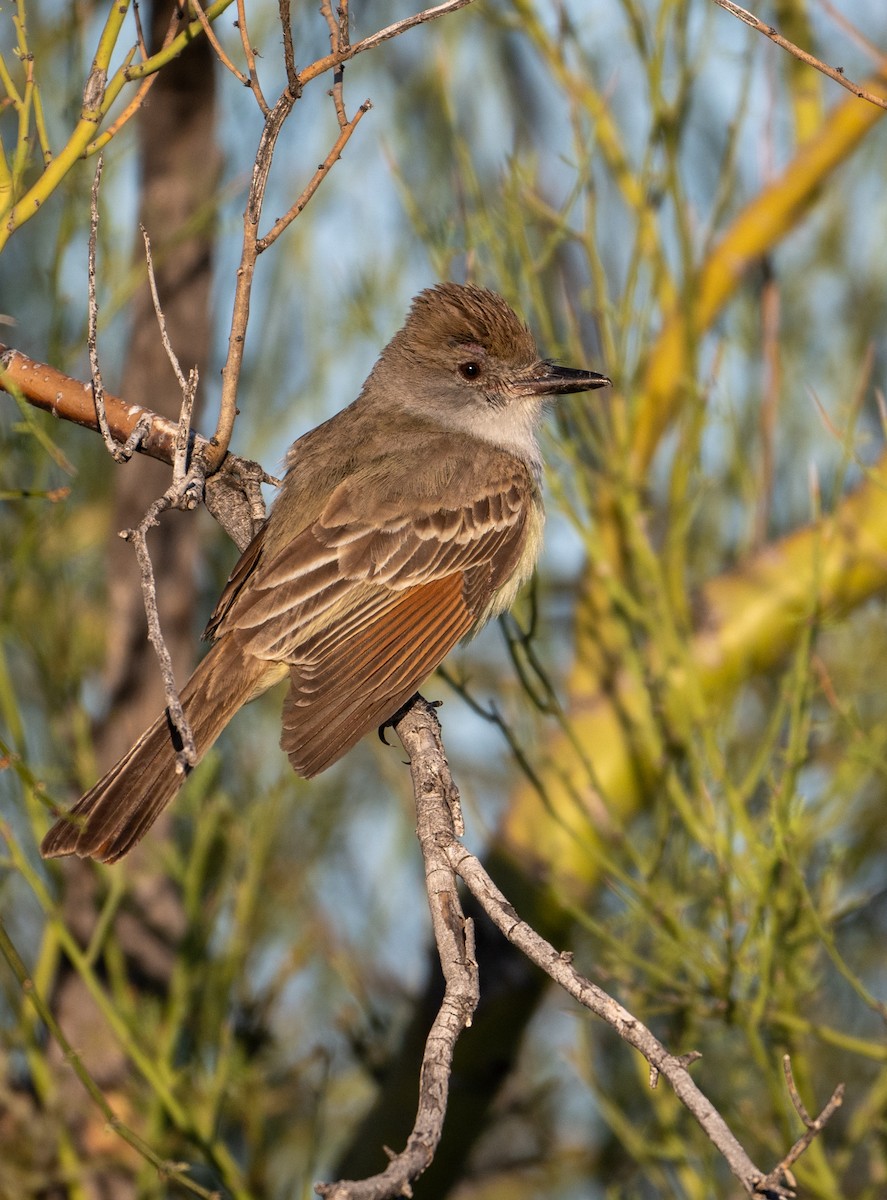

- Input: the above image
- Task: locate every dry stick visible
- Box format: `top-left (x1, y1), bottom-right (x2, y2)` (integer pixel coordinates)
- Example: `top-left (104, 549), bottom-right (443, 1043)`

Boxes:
top-left (190, 0), bottom-right (251, 90)
top-left (317, 699), bottom-right (479, 1200)
top-left (235, 0), bottom-right (270, 114)
top-left (257, 101), bottom-right (371, 252)
top-left (770, 1055), bottom-right (845, 1186)
top-left (382, 700), bottom-right (844, 1200)
top-left (320, 0), bottom-right (349, 128)
top-left (140, 224), bottom-right (200, 488)
top-left (0, 345), bottom-right (272, 552)
top-left (205, 5), bottom-right (369, 472)
top-left (207, 92), bottom-right (295, 475)
top-left (132, 0), bottom-right (149, 58)
top-left (121, 503), bottom-right (198, 769)
top-left (88, 156), bottom-right (150, 462)
top-left (449, 842), bottom-right (791, 1197)
top-left (298, 0), bottom-right (478, 87)
top-left (203, 0), bottom-right (298, 473)
top-left (278, 0), bottom-right (298, 92)
top-left (712, 0), bottom-right (887, 110)
top-left (114, 228), bottom-right (213, 770)
top-left (338, 0), bottom-right (352, 60)
top-left (204, 0), bottom-right (469, 473)
top-left (449, 857), bottom-right (850, 1199)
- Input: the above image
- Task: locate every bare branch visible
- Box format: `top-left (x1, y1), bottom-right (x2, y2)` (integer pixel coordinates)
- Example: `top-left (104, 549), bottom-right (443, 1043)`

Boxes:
top-left (206, 92), bottom-right (294, 475)
top-left (278, 0), bottom-right (299, 96)
top-left (446, 839), bottom-right (784, 1195)
top-left (349, 698), bottom-right (845, 1200)
top-left (121, 495), bottom-right (198, 770)
top-left (88, 156), bottom-right (144, 463)
top-left (257, 100), bottom-right (372, 252)
top-left (751, 1058), bottom-right (845, 1195)
top-left (711, 0), bottom-right (887, 109)
top-left (321, 0), bottom-right (349, 127)
top-left (299, 0), bottom-right (479, 88)
top-left (236, 0), bottom-right (270, 114)
top-left (140, 224), bottom-right (200, 488)
top-left (100, 221), bottom-right (211, 769)
top-left (317, 697), bottom-right (479, 1200)
top-left (200, 0), bottom-right (475, 474)
top-left (190, 0), bottom-right (251, 90)
top-left (783, 1055), bottom-right (814, 1127)
top-left (0, 346), bottom-right (274, 551)
top-left (206, 73), bottom-right (368, 471)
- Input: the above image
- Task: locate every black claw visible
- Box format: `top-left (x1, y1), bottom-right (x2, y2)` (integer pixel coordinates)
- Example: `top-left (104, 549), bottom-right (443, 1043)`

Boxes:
top-left (378, 692), bottom-right (432, 746)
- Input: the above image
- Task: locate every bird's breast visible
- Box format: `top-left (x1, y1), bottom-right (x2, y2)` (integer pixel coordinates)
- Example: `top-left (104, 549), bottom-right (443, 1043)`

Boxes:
top-left (475, 491), bottom-right (544, 627)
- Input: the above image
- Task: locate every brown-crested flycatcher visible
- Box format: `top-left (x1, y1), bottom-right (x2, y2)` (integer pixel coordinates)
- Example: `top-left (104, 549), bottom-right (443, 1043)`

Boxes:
top-left (42, 283), bottom-right (610, 863)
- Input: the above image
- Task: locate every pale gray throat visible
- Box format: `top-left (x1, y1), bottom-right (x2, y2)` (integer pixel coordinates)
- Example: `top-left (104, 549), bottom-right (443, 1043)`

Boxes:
top-left (447, 396), bottom-right (544, 479)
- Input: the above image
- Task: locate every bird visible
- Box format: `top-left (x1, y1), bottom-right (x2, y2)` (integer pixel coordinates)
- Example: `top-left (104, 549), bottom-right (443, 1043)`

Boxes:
top-left (41, 282), bottom-right (610, 863)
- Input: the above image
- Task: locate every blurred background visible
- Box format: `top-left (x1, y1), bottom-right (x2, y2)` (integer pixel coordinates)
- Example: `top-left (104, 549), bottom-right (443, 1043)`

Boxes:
top-left (2, 0), bottom-right (887, 1196)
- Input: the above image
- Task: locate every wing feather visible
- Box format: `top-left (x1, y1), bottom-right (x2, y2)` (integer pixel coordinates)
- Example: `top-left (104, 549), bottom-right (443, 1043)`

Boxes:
top-left (208, 454), bottom-right (538, 773)
top-left (281, 573), bottom-right (474, 776)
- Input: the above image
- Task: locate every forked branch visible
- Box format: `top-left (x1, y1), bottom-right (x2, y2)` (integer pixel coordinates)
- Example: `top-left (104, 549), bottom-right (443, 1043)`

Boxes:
top-left (360, 698), bottom-right (845, 1200)
top-left (316, 699), bottom-right (479, 1199)
top-left (712, 0), bottom-right (887, 110)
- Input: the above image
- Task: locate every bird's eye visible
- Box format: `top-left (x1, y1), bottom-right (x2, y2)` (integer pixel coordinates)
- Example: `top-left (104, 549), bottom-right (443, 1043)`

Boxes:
top-left (458, 361), bottom-right (482, 380)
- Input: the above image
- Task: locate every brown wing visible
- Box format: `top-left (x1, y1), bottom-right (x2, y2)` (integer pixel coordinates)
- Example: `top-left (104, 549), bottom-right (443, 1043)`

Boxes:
top-left (203, 522), bottom-right (268, 641)
top-left (280, 572), bottom-right (475, 776)
top-left (209, 458), bottom-right (537, 775)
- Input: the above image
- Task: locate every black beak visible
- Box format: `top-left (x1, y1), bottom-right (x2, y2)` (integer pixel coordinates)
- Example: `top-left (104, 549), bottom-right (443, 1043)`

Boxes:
top-left (523, 361), bottom-right (612, 397)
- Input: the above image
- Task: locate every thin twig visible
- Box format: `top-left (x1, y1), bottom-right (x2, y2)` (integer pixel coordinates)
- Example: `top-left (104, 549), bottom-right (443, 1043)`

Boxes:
top-left (321, 0), bottom-right (348, 127)
top-left (204, 0), bottom-right (469, 474)
top-left (257, 100), bottom-right (372, 252)
top-left (782, 1055), bottom-right (814, 1126)
top-left (132, 0), bottom-right (149, 60)
top-left (110, 221), bottom-right (222, 767)
top-left (205, 1), bottom-right (303, 476)
top-left (190, 0), bottom-right (251, 89)
top-left (279, 0), bottom-right (299, 96)
top-left (751, 1058), bottom-right (845, 1193)
top-left (375, 699), bottom-right (844, 1200)
top-left (712, 0), bottom-right (887, 109)
top-left (88, 155), bottom-right (147, 462)
top-left (207, 92), bottom-right (295, 475)
top-left (140, 224), bottom-right (200, 489)
top-left (0, 345), bottom-right (274, 551)
top-left (205, 11), bottom-right (367, 473)
top-left (317, 699), bottom-right (478, 1200)
top-left (298, 0), bottom-right (479, 87)
top-left (236, 0), bottom-right (270, 114)
top-left (447, 840), bottom-right (789, 1195)
top-left (122, 495), bottom-right (198, 769)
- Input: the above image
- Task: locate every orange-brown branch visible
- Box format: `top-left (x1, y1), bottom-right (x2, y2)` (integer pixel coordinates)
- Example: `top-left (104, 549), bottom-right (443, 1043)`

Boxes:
top-left (0, 345), bottom-right (196, 466)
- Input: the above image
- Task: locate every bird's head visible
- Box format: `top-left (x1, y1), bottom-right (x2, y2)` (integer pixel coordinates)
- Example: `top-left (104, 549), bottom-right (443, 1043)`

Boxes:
top-left (362, 283), bottom-right (610, 461)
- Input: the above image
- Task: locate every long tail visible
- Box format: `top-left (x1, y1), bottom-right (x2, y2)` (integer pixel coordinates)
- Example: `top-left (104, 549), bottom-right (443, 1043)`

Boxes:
top-left (41, 639), bottom-right (268, 864)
